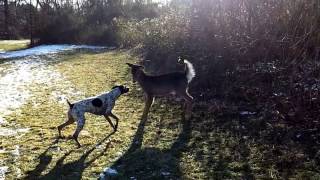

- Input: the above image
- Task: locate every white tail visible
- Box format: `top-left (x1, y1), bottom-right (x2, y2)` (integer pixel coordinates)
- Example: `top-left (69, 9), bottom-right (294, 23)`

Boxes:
top-left (184, 60), bottom-right (195, 83)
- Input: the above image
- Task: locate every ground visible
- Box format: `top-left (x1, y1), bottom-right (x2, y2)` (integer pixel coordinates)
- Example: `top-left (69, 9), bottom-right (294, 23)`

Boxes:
top-left (0, 40), bottom-right (29, 52)
top-left (0, 41), bottom-right (319, 179)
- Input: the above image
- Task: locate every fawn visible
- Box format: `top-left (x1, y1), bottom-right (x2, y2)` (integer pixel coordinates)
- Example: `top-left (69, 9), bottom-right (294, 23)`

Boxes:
top-left (126, 59), bottom-right (195, 120)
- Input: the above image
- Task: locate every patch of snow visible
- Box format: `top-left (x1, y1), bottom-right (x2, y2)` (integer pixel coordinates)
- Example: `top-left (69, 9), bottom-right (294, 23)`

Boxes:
top-left (240, 111), bottom-right (257, 116)
top-left (0, 166), bottom-right (8, 180)
top-left (273, 93), bottom-right (284, 96)
top-left (51, 87), bottom-right (83, 105)
top-left (12, 146), bottom-right (22, 178)
top-left (99, 173), bottom-right (106, 180)
top-left (0, 49), bottom-right (82, 137)
top-left (11, 146), bottom-right (20, 157)
top-left (296, 134), bottom-right (301, 138)
top-left (243, 136), bottom-right (249, 140)
top-left (104, 167), bottom-right (118, 175)
top-left (161, 171), bottom-right (170, 176)
top-left (0, 60), bottom-right (32, 116)
top-left (0, 44), bottom-right (106, 59)
top-left (80, 130), bottom-right (91, 137)
top-left (115, 151), bottom-right (123, 157)
top-left (99, 167), bottom-right (118, 180)
top-left (0, 149), bottom-right (6, 154)
top-left (0, 117), bottom-right (6, 125)
top-left (0, 127), bottom-right (30, 136)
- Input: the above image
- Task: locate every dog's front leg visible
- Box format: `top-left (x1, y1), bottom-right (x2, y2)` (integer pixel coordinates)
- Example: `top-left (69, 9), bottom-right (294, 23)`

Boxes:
top-left (104, 114), bottom-right (116, 132)
top-left (109, 112), bottom-right (119, 130)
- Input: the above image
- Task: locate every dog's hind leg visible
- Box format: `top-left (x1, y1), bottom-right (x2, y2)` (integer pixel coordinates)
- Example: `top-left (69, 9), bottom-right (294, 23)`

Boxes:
top-left (58, 112), bottom-right (74, 137)
top-left (73, 115), bottom-right (85, 148)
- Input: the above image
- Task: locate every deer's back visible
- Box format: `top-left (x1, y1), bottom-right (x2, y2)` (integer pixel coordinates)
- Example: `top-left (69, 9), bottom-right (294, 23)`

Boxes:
top-left (140, 72), bottom-right (188, 95)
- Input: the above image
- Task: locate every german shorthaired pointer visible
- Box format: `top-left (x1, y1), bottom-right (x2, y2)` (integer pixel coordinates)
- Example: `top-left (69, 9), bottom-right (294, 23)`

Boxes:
top-left (58, 85), bottom-right (129, 147)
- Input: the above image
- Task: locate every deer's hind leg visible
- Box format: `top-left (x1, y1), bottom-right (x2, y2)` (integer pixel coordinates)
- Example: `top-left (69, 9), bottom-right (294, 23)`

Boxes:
top-left (178, 88), bottom-right (193, 120)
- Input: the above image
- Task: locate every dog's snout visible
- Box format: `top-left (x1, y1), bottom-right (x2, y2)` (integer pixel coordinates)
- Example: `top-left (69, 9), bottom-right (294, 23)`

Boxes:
top-left (124, 87), bottom-right (129, 93)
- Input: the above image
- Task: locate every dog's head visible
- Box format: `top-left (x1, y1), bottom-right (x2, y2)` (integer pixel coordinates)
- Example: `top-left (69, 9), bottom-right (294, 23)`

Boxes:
top-left (126, 63), bottom-right (144, 83)
top-left (112, 85), bottom-right (129, 94)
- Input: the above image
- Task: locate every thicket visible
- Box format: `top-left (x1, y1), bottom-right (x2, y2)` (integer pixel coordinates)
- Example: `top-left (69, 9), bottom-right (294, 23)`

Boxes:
top-left (33, 0), bottom-right (161, 45)
top-left (116, 0), bottom-right (320, 126)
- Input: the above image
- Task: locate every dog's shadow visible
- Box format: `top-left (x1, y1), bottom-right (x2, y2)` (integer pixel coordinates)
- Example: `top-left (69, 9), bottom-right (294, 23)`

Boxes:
top-left (25, 132), bottom-right (115, 180)
top-left (109, 112), bottom-right (192, 179)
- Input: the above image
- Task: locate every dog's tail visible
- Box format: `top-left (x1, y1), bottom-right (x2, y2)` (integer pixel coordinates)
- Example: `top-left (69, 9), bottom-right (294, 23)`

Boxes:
top-left (66, 99), bottom-right (74, 109)
top-left (184, 60), bottom-right (196, 83)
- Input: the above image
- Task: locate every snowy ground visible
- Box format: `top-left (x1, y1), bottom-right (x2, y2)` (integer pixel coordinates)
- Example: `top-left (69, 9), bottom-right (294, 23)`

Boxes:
top-left (0, 45), bottom-right (106, 179)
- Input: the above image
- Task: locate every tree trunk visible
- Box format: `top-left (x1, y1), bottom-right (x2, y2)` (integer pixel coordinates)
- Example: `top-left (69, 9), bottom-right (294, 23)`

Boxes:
top-left (29, 0), bottom-right (34, 46)
top-left (4, 0), bottom-right (9, 39)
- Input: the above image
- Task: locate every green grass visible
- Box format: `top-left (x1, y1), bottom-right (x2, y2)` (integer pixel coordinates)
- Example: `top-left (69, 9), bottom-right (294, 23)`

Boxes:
top-left (1, 48), bottom-right (319, 179)
top-left (0, 40), bottom-right (29, 51)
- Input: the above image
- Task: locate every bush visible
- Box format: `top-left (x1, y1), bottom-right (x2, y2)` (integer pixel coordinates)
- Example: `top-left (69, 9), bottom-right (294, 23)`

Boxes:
top-left (113, 0), bottom-right (320, 128)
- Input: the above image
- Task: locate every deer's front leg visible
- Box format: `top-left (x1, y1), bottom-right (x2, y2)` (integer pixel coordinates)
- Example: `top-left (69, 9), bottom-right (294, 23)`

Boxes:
top-left (142, 94), bottom-right (154, 120)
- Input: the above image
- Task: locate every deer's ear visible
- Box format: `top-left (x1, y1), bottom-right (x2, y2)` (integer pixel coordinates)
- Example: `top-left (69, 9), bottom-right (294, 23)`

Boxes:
top-left (137, 65), bottom-right (144, 69)
top-left (126, 63), bottom-right (134, 67)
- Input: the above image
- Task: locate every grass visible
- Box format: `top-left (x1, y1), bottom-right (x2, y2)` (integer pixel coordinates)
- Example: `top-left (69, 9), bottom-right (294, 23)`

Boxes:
top-left (0, 44), bottom-right (319, 179)
top-left (0, 40), bottom-right (30, 51)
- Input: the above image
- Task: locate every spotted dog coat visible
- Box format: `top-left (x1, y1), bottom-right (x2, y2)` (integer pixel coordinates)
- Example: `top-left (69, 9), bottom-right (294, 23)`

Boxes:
top-left (58, 85), bottom-right (129, 147)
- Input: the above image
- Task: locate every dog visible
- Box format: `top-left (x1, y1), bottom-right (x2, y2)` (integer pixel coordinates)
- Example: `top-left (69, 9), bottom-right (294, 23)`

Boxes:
top-left (126, 59), bottom-right (195, 120)
top-left (57, 85), bottom-right (129, 147)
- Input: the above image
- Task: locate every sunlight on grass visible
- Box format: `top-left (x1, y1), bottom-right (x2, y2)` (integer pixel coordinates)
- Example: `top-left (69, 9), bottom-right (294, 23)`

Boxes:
top-left (0, 40), bottom-right (30, 52)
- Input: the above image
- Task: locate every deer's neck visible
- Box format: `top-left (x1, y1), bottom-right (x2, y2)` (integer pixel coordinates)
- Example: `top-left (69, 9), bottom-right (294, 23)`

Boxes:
top-left (136, 71), bottom-right (149, 88)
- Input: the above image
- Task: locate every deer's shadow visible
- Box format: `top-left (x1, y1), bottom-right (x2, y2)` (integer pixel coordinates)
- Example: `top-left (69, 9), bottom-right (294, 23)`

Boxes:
top-left (109, 111), bottom-right (192, 179)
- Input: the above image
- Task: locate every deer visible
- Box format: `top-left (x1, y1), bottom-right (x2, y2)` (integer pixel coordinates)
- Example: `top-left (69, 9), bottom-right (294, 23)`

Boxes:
top-left (126, 59), bottom-right (196, 120)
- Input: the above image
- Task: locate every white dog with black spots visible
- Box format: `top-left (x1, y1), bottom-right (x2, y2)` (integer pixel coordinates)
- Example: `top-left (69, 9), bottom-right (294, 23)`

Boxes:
top-left (58, 85), bottom-right (129, 147)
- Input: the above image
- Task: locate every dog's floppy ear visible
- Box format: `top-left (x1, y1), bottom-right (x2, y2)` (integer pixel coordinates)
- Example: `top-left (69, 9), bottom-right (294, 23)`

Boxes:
top-left (112, 85), bottom-right (119, 89)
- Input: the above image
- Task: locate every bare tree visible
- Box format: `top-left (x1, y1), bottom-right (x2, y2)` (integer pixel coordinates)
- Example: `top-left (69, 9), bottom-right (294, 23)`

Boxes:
top-left (4, 0), bottom-right (9, 39)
